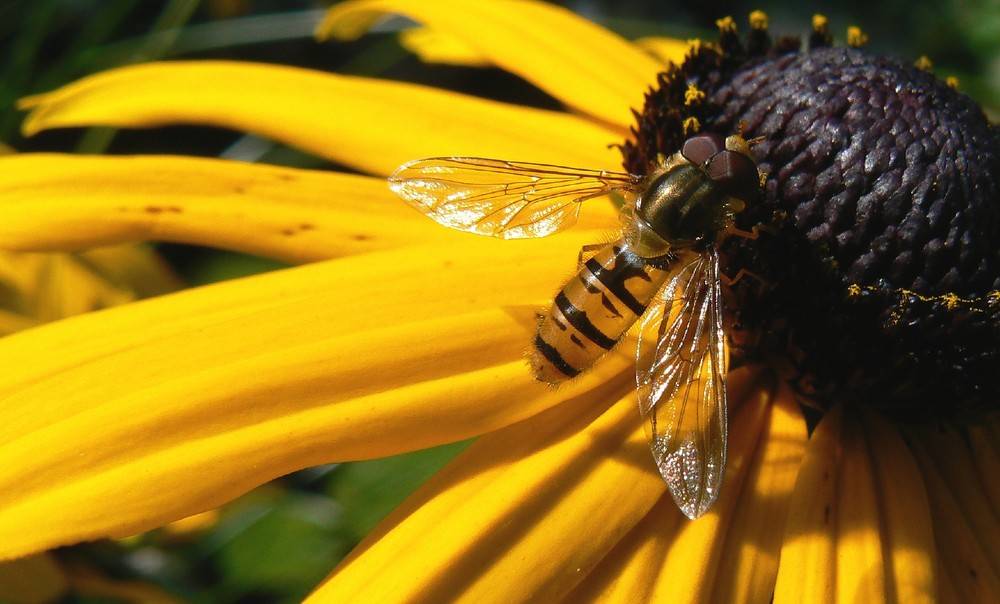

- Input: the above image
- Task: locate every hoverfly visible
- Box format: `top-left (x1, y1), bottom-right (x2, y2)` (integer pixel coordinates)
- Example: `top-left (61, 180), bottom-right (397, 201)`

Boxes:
top-left (388, 132), bottom-right (763, 519)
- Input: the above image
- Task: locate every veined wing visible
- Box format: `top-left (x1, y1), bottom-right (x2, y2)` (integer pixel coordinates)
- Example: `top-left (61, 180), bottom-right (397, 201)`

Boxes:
top-left (636, 248), bottom-right (727, 520)
top-left (389, 157), bottom-right (638, 239)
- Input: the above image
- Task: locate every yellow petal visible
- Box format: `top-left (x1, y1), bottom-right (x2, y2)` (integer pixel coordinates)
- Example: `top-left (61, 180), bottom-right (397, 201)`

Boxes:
top-left (0, 232), bottom-right (624, 560)
top-left (652, 370), bottom-right (805, 602)
top-left (160, 510), bottom-right (220, 538)
top-left (0, 309), bottom-right (39, 334)
top-left (0, 154), bottom-right (618, 260)
top-left (20, 62), bottom-right (626, 174)
top-left (969, 420), bottom-right (1000, 518)
top-left (0, 246), bottom-right (174, 334)
top-left (564, 366), bottom-right (804, 602)
top-left (0, 251), bottom-right (129, 324)
top-left (774, 406), bottom-right (840, 601)
top-left (74, 244), bottom-right (181, 300)
top-left (863, 413), bottom-right (937, 603)
top-left (774, 406), bottom-right (937, 604)
top-left (834, 413), bottom-right (890, 601)
top-left (0, 153), bottom-right (449, 261)
top-left (316, 0), bottom-right (665, 128)
top-left (707, 380), bottom-right (808, 602)
top-left (27, 253), bottom-right (135, 320)
top-left (645, 369), bottom-right (781, 601)
top-left (908, 423), bottom-right (1000, 602)
top-left (399, 27), bottom-right (491, 67)
top-left (561, 494), bottom-right (684, 602)
top-left (634, 37), bottom-right (693, 65)
top-left (307, 382), bottom-right (663, 603)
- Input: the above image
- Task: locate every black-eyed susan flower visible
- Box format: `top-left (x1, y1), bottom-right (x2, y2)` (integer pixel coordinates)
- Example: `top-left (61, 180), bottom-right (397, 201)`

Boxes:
top-left (0, 2), bottom-right (998, 602)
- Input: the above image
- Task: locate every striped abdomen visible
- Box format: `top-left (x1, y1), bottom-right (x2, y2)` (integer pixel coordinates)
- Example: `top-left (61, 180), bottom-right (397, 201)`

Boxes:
top-left (530, 244), bottom-right (672, 383)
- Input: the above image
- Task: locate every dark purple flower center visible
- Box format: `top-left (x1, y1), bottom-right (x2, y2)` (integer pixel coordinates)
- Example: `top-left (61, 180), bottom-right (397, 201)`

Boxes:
top-left (622, 23), bottom-right (1000, 421)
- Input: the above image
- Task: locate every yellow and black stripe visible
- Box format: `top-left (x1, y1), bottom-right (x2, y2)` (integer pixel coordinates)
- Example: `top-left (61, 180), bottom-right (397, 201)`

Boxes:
top-left (530, 244), bottom-right (673, 383)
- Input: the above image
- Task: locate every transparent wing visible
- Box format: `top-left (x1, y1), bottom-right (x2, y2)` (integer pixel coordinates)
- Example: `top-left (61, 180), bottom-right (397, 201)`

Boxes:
top-left (636, 247), bottom-right (727, 520)
top-left (388, 157), bottom-right (638, 239)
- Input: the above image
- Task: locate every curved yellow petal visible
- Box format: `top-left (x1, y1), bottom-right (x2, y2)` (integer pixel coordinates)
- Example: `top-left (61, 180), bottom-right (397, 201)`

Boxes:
top-left (908, 423), bottom-right (1000, 602)
top-left (0, 245), bottom-right (175, 335)
top-left (0, 308), bottom-right (40, 334)
top-left (774, 406), bottom-right (937, 604)
top-left (643, 369), bottom-right (783, 601)
top-left (399, 27), bottom-right (490, 67)
top-left (0, 251), bottom-right (131, 323)
top-left (20, 62), bottom-right (626, 174)
top-left (0, 154), bottom-right (448, 262)
top-left (531, 367), bottom-right (806, 603)
top-left (317, 0), bottom-right (665, 128)
top-left (307, 383), bottom-right (664, 603)
top-left (74, 244), bottom-right (181, 299)
top-left (24, 253), bottom-right (135, 320)
top-left (561, 493), bottom-right (683, 602)
top-left (775, 407), bottom-right (840, 602)
top-left (640, 370), bottom-right (804, 602)
top-left (0, 232), bottom-right (625, 560)
top-left (702, 379), bottom-right (807, 602)
top-left (314, 366), bottom-right (789, 603)
top-left (969, 420), bottom-right (1000, 518)
top-left (0, 154), bottom-right (618, 260)
top-left (635, 37), bottom-right (693, 65)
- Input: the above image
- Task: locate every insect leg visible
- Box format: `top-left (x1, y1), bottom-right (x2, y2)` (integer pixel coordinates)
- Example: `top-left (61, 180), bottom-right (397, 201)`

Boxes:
top-left (720, 267), bottom-right (765, 287)
top-left (576, 242), bottom-right (606, 270)
top-left (723, 223), bottom-right (777, 241)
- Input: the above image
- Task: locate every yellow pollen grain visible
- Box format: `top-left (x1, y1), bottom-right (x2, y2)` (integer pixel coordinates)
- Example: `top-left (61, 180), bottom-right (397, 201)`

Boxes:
top-left (682, 117), bottom-right (701, 134)
top-left (684, 84), bottom-right (706, 106)
top-left (716, 16), bottom-right (737, 34)
top-left (846, 26), bottom-right (869, 47)
top-left (946, 76), bottom-right (960, 90)
top-left (812, 14), bottom-right (829, 35)
top-left (749, 10), bottom-right (768, 30)
top-left (859, 285), bottom-right (997, 314)
top-left (914, 56), bottom-right (934, 72)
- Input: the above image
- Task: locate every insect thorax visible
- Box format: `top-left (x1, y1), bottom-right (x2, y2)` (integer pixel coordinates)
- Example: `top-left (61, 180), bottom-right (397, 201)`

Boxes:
top-left (635, 162), bottom-right (739, 248)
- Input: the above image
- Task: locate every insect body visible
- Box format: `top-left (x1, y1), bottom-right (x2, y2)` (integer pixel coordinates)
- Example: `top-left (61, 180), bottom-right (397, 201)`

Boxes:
top-left (389, 133), bottom-right (763, 519)
top-left (531, 242), bottom-right (672, 384)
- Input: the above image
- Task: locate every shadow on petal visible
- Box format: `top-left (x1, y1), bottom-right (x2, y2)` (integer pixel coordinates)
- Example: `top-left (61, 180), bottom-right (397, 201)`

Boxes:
top-left (568, 367), bottom-right (806, 603)
top-left (775, 404), bottom-right (937, 603)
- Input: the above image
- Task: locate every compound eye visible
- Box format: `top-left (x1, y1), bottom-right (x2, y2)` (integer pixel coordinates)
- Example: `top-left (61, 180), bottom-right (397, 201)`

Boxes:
top-left (681, 133), bottom-right (726, 165)
top-left (705, 150), bottom-right (760, 202)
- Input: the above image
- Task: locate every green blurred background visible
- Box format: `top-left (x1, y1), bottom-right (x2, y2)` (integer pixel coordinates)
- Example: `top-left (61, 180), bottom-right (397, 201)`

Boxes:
top-left (1, 1), bottom-right (996, 602)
